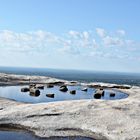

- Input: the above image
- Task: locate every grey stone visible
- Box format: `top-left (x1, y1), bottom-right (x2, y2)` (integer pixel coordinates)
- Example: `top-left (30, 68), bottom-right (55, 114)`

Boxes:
top-left (46, 93), bottom-right (55, 98)
top-left (70, 90), bottom-right (76, 94)
top-left (59, 85), bottom-right (68, 92)
top-left (21, 87), bottom-right (29, 92)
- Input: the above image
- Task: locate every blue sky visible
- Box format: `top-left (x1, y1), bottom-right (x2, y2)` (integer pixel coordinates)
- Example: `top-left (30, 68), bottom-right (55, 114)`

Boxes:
top-left (0, 0), bottom-right (140, 73)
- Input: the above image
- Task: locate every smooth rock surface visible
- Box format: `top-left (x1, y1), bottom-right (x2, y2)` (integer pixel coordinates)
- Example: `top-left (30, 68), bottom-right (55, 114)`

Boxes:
top-left (0, 73), bottom-right (140, 140)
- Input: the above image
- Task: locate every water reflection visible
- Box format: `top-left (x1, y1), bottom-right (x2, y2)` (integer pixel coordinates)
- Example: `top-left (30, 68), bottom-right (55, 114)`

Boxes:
top-left (0, 85), bottom-right (128, 103)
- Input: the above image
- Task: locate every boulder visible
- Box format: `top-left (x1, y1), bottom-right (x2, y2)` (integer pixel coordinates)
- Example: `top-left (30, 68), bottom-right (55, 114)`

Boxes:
top-left (47, 84), bottom-right (54, 88)
top-left (59, 85), bottom-right (68, 92)
top-left (46, 93), bottom-right (55, 98)
top-left (110, 93), bottom-right (115, 97)
top-left (21, 87), bottom-right (29, 92)
top-left (94, 93), bottom-right (102, 99)
top-left (70, 90), bottom-right (76, 94)
top-left (29, 88), bottom-right (40, 95)
top-left (81, 88), bottom-right (88, 92)
top-left (94, 89), bottom-right (105, 99)
top-left (95, 89), bottom-right (104, 96)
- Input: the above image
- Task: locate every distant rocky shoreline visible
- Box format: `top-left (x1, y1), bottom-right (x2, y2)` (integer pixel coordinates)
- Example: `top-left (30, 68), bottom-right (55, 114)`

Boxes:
top-left (0, 73), bottom-right (140, 140)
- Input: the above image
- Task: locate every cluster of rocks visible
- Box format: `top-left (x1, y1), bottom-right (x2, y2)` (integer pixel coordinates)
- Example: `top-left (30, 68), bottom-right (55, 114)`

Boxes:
top-left (21, 83), bottom-right (117, 99)
top-left (21, 84), bottom-right (42, 97)
top-left (21, 84), bottom-right (55, 98)
top-left (21, 84), bottom-right (89, 98)
top-left (94, 89), bottom-right (115, 99)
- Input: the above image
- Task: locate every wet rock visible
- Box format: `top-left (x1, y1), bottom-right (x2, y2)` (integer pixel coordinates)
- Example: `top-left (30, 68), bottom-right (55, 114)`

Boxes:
top-left (70, 90), bottom-right (76, 94)
top-left (46, 93), bottom-right (55, 98)
top-left (81, 88), bottom-right (88, 92)
top-left (94, 89), bottom-right (105, 99)
top-left (36, 84), bottom-right (44, 89)
top-left (94, 93), bottom-right (102, 99)
top-left (59, 85), bottom-right (68, 92)
top-left (95, 89), bottom-right (104, 96)
top-left (21, 87), bottom-right (29, 92)
top-left (47, 84), bottom-right (54, 88)
top-left (110, 92), bottom-right (115, 97)
top-left (29, 88), bottom-right (40, 95)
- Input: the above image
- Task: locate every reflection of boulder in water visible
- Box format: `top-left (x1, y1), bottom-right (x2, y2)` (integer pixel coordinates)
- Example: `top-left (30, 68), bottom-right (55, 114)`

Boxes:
top-left (21, 87), bottom-right (29, 92)
top-left (59, 85), bottom-right (68, 92)
top-left (70, 90), bottom-right (76, 94)
top-left (46, 93), bottom-right (55, 98)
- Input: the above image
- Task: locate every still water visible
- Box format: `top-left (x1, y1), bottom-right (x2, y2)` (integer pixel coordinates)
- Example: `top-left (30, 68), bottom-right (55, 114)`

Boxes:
top-left (0, 85), bottom-right (128, 103)
top-left (0, 130), bottom-right (93, 140)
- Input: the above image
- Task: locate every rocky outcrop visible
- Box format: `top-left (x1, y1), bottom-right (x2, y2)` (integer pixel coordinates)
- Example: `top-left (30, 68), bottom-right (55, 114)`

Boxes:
top-left (0, 85), bottom-right (140, 140)
top-left (0, 73), bottom-right (67, 86)
top-left (85, 83), bottom-right (131, 89)
top-left (0, 73), bottom-right (140, 140)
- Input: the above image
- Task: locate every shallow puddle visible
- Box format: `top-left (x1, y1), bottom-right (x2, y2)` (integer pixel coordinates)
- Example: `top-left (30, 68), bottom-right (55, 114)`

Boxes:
top-left (0, 85), bottom-right (128, 103)
top-left (0, 130), bottom-right (93, 140)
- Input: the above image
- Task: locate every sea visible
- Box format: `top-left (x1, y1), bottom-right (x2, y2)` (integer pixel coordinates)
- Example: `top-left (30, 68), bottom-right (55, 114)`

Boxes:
top-left (0, 66), bottom-right (140, 86)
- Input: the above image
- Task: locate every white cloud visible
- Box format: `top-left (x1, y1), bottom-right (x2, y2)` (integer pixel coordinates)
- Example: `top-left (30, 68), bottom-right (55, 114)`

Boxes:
top-left (0, 28), bottom-right (139, 61)
top-left (96, 28), bottom-right (106, 38)
top-left (117, 30), bottom-right (126, 36)
top-left (103, 36), bottom-right (124, 46)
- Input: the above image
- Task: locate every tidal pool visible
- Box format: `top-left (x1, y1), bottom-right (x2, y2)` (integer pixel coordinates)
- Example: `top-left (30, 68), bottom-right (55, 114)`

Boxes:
top-left (0, 85), bottom-right (128, 103)
top-left (0, 130), bottom-right (93, 140)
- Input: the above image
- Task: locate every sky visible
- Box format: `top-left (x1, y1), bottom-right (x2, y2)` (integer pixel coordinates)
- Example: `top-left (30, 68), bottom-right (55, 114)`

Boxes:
top-left (0, 0), bottom-right (140, 73)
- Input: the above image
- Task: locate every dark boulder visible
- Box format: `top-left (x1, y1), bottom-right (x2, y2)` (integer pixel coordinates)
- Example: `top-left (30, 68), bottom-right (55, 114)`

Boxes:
top-left (110, 93), bottom-right (115, 97)
top-left (70, 90), bottom-right (76, 94)
top-left (94, 93), bottom-right (102, 99)
top-left (21, 87), bottom-right (29, 92)
top-left (59, 85), bottom-right (68, 92)
top-left (46, 93), bottom-right (55, 98)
